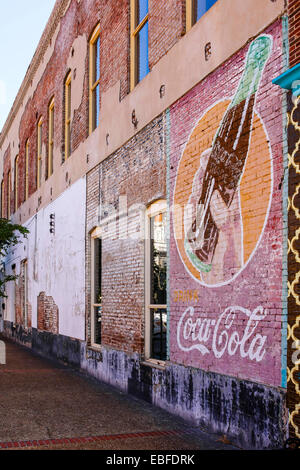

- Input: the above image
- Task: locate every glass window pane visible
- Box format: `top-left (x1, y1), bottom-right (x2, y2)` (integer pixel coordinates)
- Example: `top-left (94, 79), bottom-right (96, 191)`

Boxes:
top-left (137, 0), bottom-right (148, 24)
top-left (151, 308), bottom-right (167, 360)
top-left (150, 212), bottom-right (167, 305)
top-left (137, 21), bottom-right (149, 83)
top-left (94, 36), bottom-right (100, 83)
top-left (93, 237), bottom-right (102, 345)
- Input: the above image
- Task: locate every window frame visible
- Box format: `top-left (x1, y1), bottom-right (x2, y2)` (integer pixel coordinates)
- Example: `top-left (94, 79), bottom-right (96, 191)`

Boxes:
top-left (145, 199), bottom-right (167, 363)
top-left (1, 180), bottom-right (4, 218)
top-left (130, 0), bottom-right (149, 91)
top-left (25, 139), bottom-right (29, 201)
top-left (37, 117), bottom-right (43, 189)
top-left (14, 155), bottom-right (19, 213)
top-left (89, 24), bottom-right (101, 135)
top-left (22, 259), bottom-right (28, 329)
top-left (90, 227), bottom-right (102, 349)
top-left (48, 97), bottom-right (54, 178)
top-left (64, 71), bottom-right (72, 160)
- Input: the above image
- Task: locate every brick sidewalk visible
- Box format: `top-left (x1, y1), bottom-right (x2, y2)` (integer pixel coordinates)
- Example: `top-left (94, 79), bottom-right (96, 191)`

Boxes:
top-left (0, 337), bottom-right (237, 450)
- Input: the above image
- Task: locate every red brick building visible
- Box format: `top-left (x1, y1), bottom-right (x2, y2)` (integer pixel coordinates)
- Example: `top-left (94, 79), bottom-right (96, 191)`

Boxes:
top-left (1, 0), bottom-right (298, 449)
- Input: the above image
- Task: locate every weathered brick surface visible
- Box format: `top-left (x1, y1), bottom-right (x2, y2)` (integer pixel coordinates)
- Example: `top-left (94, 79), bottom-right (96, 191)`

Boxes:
top-left (289, 0), bottom-right (300, 68)
top-left (86, 116), bottom-right (166, 354)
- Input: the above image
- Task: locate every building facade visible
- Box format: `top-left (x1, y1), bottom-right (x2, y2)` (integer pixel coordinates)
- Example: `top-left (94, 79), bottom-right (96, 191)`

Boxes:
top-left (0, 0), bottom-right (298, 449)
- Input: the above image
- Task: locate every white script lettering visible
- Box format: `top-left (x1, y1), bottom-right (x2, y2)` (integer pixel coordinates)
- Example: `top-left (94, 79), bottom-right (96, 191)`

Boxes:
top-left (177, 305), bottom-right (267, 362)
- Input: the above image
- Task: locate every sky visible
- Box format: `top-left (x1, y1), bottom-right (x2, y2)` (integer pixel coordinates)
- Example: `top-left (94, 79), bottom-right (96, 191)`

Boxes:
top-left (0, 0), bottom-right (56, 131)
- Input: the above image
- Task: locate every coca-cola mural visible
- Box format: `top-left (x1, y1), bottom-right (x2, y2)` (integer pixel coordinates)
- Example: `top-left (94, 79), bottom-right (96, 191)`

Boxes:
top-left (170, 22), bottom-right (283, 386)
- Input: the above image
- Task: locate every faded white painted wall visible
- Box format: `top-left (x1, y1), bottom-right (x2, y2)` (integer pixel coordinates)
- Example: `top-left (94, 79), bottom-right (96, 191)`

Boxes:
top-left (4, 177), bottom-right (86, 341)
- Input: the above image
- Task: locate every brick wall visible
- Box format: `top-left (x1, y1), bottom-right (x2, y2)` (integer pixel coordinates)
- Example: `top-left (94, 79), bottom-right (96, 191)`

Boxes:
top-left (86, 115), bottom-right (166, 354)
top-left (289, 0), bottom-right (300, 68)
top-left (2, 0), bottom-right (185, 220)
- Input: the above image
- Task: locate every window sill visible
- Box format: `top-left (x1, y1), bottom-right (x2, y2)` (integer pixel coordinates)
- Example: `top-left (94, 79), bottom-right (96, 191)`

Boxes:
top-left (141, 358), bottom-right (166, 371)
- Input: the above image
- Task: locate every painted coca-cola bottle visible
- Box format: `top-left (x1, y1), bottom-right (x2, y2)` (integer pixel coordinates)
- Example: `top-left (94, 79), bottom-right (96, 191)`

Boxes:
top-left (186, 35), bottom-right (272, 271)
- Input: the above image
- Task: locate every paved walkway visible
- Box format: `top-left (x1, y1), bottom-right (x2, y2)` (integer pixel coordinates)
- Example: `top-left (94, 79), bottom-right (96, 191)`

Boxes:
top-left (0, 337), bottom-right (237, 450)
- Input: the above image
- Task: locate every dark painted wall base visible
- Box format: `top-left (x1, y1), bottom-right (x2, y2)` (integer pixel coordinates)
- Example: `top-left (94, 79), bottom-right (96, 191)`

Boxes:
top-left (2, 321), bottom-right (288, 449)
top-left (3, 321), bottom-right (81, 368)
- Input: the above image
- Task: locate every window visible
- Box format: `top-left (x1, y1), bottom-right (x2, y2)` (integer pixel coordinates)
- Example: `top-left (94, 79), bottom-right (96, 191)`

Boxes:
top-left (37, 117), bottom-right (43, 189)
top-left (90, 227), bottom-right (102, 347)
top-left (64, 72), bottom-right (72, 160)
top-left (145, 200), bottom-right (167, 362)
top-left (14, 155), bottom-right (19, 212)
top-left (1, 180), bottom-right (4, 218)
top-left (48, 98), bottom-right (54, 178)
top-left (130, 0), bottom-right (149, 90)
top-left (186, 0), bottom-right (218, 31)
top-left (89, 24), bottom-right (100, 134)
top-left (25, 140), bottom-right (29, 201)
top-left (21, 260), bottom-right (28, 328)
top-left (7, 171), bottom-right (11, 219)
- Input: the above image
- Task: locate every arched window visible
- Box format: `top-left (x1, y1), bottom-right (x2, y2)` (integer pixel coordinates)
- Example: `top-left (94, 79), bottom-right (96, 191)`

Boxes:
top-left (14, 155), bottom-right (19, 212)
top-left (37, 117), bottom-right (43, 189)
top-left (89, 24), bottom-right (100, 134)
top-left (145, 199), bottom-right (167, 362)
top-left (90, 227), bottom-right (102, 347)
